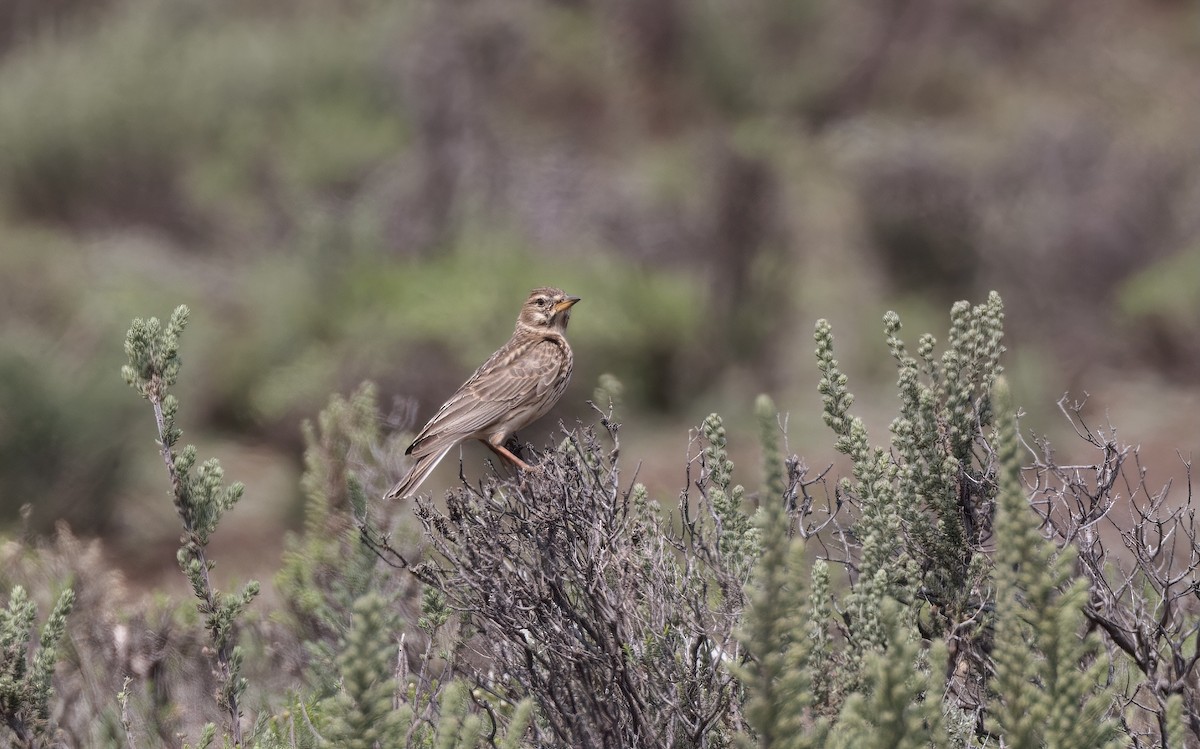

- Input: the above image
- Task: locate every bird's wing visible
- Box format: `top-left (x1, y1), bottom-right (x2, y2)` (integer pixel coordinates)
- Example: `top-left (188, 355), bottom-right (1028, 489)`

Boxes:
top-left (405, 337), bottom-right (564, 458)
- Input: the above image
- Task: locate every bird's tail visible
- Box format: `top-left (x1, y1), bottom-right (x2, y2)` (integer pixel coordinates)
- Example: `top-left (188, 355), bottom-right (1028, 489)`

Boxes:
top-left (384, 445), bottom-right (453, 501)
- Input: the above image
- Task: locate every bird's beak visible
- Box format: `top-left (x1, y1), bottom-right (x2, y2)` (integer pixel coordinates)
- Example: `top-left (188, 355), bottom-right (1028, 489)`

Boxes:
top-left (554, 296), bottom-right (581, 313)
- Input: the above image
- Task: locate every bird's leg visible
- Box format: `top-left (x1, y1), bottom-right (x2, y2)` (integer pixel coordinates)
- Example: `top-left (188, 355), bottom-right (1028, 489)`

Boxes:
top-left (483, 437), bottom-right (537, 473)
top-left (506, 433), bottom-right (544, 464)
top-left (504, 434), bottom-right (523, 459)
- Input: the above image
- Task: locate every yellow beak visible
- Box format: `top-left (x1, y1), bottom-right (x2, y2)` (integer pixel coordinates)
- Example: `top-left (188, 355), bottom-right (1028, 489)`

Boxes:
top-left (554, 296), bottom-right (581, 313)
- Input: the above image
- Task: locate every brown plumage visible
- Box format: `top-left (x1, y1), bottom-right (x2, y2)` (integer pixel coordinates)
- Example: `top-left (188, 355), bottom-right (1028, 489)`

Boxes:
top-left (384, 287), bottom-right (580, 500)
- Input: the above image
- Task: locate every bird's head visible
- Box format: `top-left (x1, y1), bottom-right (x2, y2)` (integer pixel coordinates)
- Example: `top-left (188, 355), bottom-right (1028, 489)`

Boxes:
top-left (519, 287), bottom-right (581, 332)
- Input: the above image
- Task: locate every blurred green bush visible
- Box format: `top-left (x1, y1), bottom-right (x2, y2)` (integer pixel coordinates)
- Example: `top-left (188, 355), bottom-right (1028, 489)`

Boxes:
top-left (1, 0), bottom-right (1199, 539)
top-left (0, 345), bottom-right (133, 532)
top-left (1119, 246), bottom-right (1200, 377)
top-left (0, 0), bottom-right (404, 233)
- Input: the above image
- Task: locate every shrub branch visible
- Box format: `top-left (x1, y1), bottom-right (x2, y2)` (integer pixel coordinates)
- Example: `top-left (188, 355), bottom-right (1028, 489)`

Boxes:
top-left (122, 305), bottom-right (259, 746)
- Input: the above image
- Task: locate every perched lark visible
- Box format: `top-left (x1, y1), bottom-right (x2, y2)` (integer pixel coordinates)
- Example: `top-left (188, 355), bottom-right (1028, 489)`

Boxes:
top-left (384, 287), bottom-right (581, 500)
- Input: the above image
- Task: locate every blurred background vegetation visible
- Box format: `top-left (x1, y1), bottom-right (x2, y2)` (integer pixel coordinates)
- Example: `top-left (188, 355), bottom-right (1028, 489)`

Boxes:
top-left (2, 0), bottom-right (1199, 588)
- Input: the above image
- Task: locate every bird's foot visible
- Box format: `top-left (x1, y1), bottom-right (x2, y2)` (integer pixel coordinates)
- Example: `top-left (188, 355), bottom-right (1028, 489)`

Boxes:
top-left (516, 461), bottom-right (544, 489)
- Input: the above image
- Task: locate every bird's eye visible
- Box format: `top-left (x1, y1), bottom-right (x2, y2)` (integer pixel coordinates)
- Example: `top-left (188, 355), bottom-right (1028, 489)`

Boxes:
top-left (535, 298), bottom-right (548, 308)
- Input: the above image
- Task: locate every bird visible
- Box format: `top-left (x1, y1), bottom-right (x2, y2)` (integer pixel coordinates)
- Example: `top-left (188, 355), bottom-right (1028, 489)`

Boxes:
top-left (384, 287), bottom-right (581, 500)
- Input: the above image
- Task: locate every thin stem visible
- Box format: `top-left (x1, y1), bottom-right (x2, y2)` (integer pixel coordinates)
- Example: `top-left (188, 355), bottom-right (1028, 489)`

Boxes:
top-left (147, 377), bottom-right (242, 746)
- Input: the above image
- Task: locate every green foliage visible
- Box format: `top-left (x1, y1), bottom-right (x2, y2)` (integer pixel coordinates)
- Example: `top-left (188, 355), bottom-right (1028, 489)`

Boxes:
top-left (740, 500), bottom-right (950, 749)
top-left (811, 294), bottom-right (1005, 707)
top-left (704, 413), bottom-right (760, 578)
top-left (0, 585), bottom-right (75, 747)
top-left (417, 585), bottom-right (451, 637)
top-left (1119, 245), bottom-right (1200, 322)
top-left (1165, 693), bottom-right (1186, 749)
top-left (755, 394), bottom-right (786, 500)
top-left (323, 594), bottom-right (407, 749)
top-left (828, 602), bottom-right (949, 749)
top-left (183, 723), bottom-right (217, 749)
top-left (13, 292), bottom-right (1188, 747)
top-left (886, 292), bottom-right (1004, 607)
top-left (592, 372), bottom-right (625, 417)
top-left (122, 305), bottom-right (259, 745)
top-left (806, 560), bottom-right (834, 711)
top-left (989, 378), bottom-right (1124, 749)
top-left (424, 682), bottom-right (534, 749)
top-left (276, 383), bottom-right (392, 695)
top-left (498, 699), bottom-right (535, 749)
top-left (319, 593), bottom-right (531, 749)
top-left (738, 497), bottom-right (827, 749)
top-left (814, 315), bottom-right (907, 677)
top-left (252, 693), bottom-right (326, 749)
top-left (431, 682), bottom-right (484, 749)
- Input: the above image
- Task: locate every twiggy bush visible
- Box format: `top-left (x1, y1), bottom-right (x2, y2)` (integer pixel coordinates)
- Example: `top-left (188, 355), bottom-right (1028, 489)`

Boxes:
top-left (1028, 398), bottom-right (1200, 747)
top-left (268, 386), bottom-right (532, 749)
top-left (400, 408), bottom-right (754, 748)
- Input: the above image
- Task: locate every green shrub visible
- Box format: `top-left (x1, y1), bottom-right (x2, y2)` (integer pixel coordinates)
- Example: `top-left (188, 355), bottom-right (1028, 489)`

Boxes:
top-left (0, 585), bottom-right (75, 748)
top-left (808, 293), bottom-right (1004, 709)
top-left (989, 379), bottom-right (1123, 749)
top-left (275, 382), bottom-right (413, 697)
top-left (122, 305), bottom-right (259, 745)
top-left (321, 593), bottom-right (406, 749)
top-left (9, 292), bottom-right (1200, 747)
